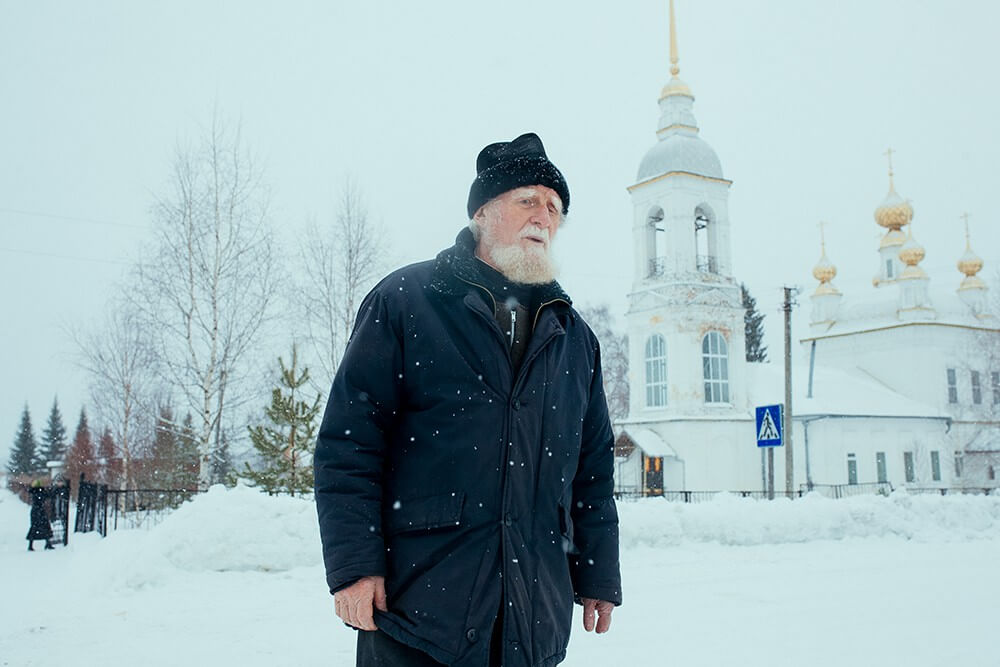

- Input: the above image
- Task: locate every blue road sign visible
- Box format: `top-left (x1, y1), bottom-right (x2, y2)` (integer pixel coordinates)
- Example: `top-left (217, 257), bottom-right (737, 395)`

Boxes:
top-left (755, 404), bottom-right (783, 447)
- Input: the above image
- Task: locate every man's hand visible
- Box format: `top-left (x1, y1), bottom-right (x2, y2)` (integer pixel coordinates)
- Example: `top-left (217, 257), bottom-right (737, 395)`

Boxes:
top-left (334, 576), bottom-right (388, 631)
top-left (581, 597), bottom-right (614, 634)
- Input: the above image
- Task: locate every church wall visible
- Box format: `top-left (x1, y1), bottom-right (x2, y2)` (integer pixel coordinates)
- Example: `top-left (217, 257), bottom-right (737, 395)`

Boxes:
top-left (806, 324), bottom-right (992, 415)
top-left (795, 416), bottom-right (953, 489)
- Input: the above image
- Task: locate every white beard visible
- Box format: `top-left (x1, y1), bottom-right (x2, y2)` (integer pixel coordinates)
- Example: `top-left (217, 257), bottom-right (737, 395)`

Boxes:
top-left (486, 241), bottom-right (558, 285)
top-left (476, 216), bottom-right (560, 285)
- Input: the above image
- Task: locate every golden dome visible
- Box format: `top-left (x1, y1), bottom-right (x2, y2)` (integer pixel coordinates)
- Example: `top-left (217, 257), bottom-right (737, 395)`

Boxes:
top-left (957, 214), bottom-right (984, 277)
top-left (813, 253), bottom-right (837, 283)
top-left (898, 225), bottom-right (925, 266)
top-left (812, 223), bottom-right (840, 295)
top-left (874, 186), bottom-right (913, 230)
top-left (879, 229), bottom-right (906, 249)
top-left (958, 247), bottom-right (984, 277)
top-left (874, 149), bottom-right (913, 230)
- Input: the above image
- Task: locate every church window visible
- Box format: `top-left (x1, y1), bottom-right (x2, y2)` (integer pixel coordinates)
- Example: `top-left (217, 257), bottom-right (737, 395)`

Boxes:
top-left (930, 451), bottom-right (941, 482)
top-left (946, 368), bottom-right (958, 404)
top-left (992, 372), bottom-right (1000, 405)
top-left (903, 451), bottom-right (915, 483)
top-left (847, 453), bottom-right (857, 485)
top-left (885, 259), bottom-right (894, 279)
top-left (702, 332), bottom-right (730, 403)
top-left (989, 465), bottom-right (996, 481)
top-left (971, 371), bottom-right (982, 405)
top-left (875, 452), bottom-right (887, 484)
top-left (645, 334), bottom-right (668, 407)
top-left (954, 453), bottom-right (963, 478)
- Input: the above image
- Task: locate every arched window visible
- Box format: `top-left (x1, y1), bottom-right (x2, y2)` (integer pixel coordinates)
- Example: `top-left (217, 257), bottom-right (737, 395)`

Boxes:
top-left (645, 334), bottom-right (668, 407)
top-left (702, 331), bottom-right (730, 403)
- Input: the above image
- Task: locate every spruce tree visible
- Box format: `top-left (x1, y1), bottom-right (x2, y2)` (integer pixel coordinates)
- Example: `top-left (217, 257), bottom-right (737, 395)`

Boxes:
top-left (65, 408), bottom-right (97, 494)
top-left (97, 427), bottom-right (121, 489)
top-left (40, 397), bottom-right (68, 464)
top-left (7, 405), bottom-right (38, 476)
top-left (741, 283), bottom-right (768, 362)
top-left (176, 413), bottom-right (200, 491)
top-left (149, 405), bottom-right (178, 489)
top-left (243, 346), bottom-right (320, 496)
top-left (210, 435), bottom-right (233, 486)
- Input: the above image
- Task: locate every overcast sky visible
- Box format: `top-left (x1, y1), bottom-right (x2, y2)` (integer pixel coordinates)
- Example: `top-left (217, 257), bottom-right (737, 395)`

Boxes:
top-left (2, 0), bottom-right (998, 460)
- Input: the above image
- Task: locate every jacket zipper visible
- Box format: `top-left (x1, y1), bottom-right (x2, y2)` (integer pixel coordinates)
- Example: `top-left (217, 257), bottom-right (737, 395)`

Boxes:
top-left (457, 278), bottom-right (569, 655)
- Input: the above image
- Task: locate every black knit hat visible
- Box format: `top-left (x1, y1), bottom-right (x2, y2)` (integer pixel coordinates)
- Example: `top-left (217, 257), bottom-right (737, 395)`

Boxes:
top-left (467, 132), bottom-right (570, 219)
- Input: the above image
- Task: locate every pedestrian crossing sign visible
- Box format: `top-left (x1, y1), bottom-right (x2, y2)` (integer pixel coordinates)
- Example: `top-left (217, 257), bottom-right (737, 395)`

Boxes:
top-left (755, 404), bottom-right (783, 447)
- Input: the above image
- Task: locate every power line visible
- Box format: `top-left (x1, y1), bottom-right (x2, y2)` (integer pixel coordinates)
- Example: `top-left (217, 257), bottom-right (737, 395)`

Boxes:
top-left (0, 246), bottom-right (131, 266)
top-left (0, 207), bottom-right (147, 230)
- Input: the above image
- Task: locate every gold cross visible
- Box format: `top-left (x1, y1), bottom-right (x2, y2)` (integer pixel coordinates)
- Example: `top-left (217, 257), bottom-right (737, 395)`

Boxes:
top-left (883, 148), bottom-right (897, 190)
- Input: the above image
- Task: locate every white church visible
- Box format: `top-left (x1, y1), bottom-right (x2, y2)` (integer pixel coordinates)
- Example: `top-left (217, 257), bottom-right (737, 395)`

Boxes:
top-left (613, 2), bottom-right (1000, 497)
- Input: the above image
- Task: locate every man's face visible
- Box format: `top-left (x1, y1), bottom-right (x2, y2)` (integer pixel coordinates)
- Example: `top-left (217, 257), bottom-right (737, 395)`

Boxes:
top-left (473, 185), bottom-right (563, 284)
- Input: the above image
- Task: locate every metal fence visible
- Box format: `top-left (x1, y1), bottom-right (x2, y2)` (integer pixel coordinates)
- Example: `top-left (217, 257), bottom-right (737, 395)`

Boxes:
top-left (803, 482), bottom-right (893, 499)
top-left (614, 483), bottom-right (996, 502)
top-left (615, 489), bottom-right (805, 502)
top-left (105, 488), bottom-right (202, 531)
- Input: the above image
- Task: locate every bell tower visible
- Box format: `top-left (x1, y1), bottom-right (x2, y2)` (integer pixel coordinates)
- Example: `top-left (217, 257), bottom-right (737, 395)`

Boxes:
top-left (625, 0), bottom-right (746, 418)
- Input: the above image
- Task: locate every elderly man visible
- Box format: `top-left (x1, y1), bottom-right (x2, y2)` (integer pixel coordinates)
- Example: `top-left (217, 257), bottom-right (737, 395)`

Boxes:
top-left (315, 132), bottom-right (621, 667)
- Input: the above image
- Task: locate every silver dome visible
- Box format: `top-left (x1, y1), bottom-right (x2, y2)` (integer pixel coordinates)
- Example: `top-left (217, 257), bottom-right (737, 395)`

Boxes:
top-left (636, 133), bottom-right (724, 181)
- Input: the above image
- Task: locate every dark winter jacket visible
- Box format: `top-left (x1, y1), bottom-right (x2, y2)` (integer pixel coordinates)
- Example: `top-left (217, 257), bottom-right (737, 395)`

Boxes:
top-left (26, 487), bottom-right (53, 540)
top-left (315, 229), bottom-right (621, 667)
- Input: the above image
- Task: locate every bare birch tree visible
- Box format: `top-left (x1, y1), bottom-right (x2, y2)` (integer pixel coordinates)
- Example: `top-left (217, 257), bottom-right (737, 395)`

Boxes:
top-left (296, 179), bottom-right (385, 391)
top-left (134, 119), bottom-right (278, 489)
top-left (577, 304), bottom-right (630, 424)
top-left (73, 300), bottom-right (159, 492)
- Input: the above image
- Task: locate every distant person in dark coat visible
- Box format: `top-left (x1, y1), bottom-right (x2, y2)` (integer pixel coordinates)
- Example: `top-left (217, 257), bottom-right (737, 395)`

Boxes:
top-left (26, 483), bottom-right (53, 551)
top-left (315, 133), bottom-right (621, 667)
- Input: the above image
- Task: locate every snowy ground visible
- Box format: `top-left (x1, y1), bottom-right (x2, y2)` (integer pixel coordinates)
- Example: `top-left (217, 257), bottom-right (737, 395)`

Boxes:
top-left (2, 485), bottom-right (998, 666)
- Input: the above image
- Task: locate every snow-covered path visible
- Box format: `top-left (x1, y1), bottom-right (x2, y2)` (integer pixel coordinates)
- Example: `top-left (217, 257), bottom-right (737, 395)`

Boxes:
top-left (2, 487), bottom-right (998, 666)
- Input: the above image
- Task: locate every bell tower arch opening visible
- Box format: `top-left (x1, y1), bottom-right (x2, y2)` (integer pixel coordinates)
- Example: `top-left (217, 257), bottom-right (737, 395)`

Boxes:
top-left (647, 205), bottom-right (666, 278)
top-left (694, 204), bottom-right (717, 274)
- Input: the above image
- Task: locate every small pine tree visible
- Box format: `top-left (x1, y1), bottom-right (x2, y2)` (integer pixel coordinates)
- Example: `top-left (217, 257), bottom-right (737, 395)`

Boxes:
top-left (243, 346), bottom-right (320, 496)
top-left (210, 435), bottom-right (233, 487)
top-left (176, 413), bottom-right (200, 491)
top-left (741, 283), bottom-right (768, 362)
top-left (149, 405), bottom-right (178, 489)
top-left (65, 408), bottom-right (97, 497)
top-left (7, 405), bottom-right (38, 476)
top-left (97, 427), bottom-right (122, 489)
top-left (40, 397), bottom-right (68, 464)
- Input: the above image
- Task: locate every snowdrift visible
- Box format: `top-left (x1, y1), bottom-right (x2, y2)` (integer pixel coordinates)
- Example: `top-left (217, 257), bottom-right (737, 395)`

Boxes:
top-left (4, 484), bottom-right (998, 588)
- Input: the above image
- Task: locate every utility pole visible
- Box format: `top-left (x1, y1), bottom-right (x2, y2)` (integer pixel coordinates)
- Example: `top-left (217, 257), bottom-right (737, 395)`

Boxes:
top-left (783, 287), bottom-right (797, 496)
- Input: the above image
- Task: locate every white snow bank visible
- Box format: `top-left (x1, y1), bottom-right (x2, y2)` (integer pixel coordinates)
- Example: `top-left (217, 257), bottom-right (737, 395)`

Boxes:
top-left (617, 490), bottom-right (1000, 548)
top-left (0, 487), bottom-right (30, 549)
top-left (6, 484), bottom-right (999, 592)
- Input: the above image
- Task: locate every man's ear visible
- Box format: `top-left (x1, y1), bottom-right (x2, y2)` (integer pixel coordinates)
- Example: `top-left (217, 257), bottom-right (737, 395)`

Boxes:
top-left (473, 205), bottom-right (487, 222)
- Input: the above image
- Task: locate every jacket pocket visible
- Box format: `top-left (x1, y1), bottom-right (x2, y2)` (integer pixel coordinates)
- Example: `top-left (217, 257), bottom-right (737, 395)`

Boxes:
top-left (385, 491), bottom-right (465, 536)
top-left (558, 500), bottom-right (577, 554)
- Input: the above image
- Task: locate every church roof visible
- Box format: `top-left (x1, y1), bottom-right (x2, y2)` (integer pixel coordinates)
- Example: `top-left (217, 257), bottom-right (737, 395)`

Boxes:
top-left (619, 427), bottom-right (679, 457)
top-left (746, 361), bottom-right (950, 420)
top-left (637, 133), bottom-right (724, 182)
top-left (803, 281), bottom-right (994, 340)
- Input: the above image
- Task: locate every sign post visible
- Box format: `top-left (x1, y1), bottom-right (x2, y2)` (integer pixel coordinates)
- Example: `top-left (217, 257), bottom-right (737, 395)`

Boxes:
top-left (755, 404), bottom-right (784, 499)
